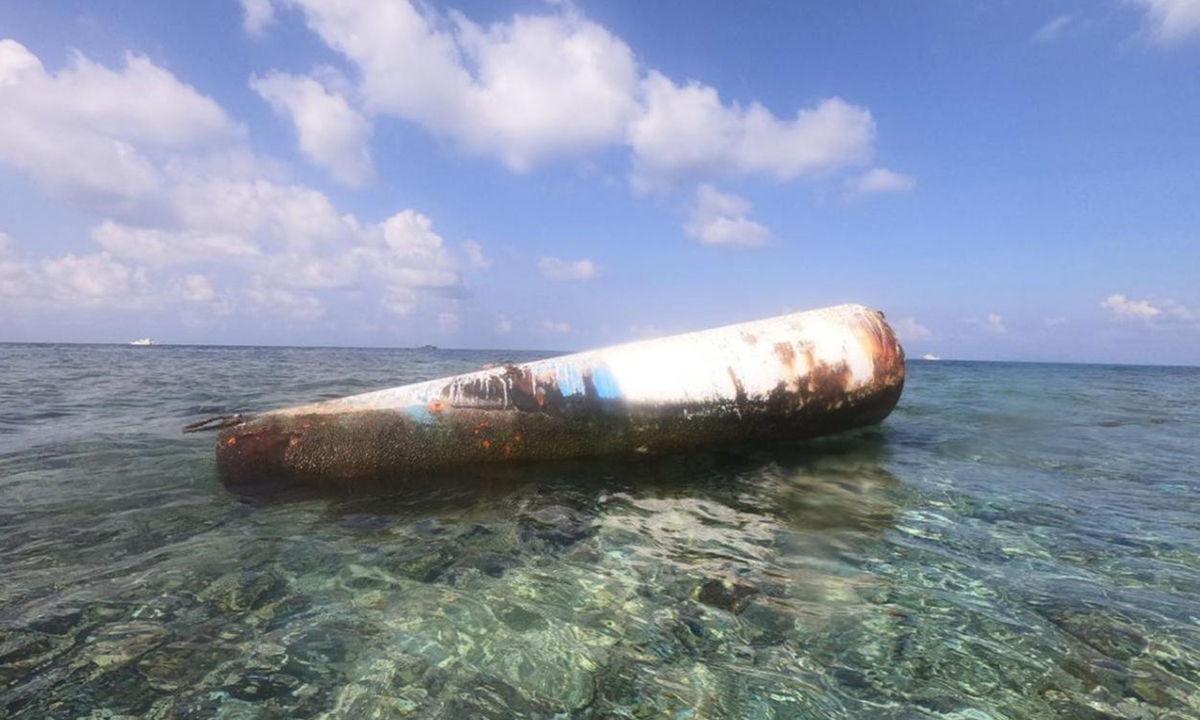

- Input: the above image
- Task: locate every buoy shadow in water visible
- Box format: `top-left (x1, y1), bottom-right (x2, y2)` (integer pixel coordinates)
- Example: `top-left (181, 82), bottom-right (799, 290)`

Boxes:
top-left (223, 426), bottom-right (908, 538)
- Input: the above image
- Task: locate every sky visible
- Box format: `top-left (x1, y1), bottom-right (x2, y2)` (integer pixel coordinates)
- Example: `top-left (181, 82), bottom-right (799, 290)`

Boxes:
top-left (0, 0), bottom-right (1197, 364)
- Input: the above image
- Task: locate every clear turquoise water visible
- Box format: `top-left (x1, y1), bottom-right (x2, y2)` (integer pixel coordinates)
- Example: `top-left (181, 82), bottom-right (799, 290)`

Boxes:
top-left (1, 345), bottom-right (1198, 719)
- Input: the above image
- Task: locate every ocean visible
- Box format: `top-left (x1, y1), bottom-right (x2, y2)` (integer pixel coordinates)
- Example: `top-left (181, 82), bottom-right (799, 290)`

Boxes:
top-left (1, 344), bottom-right (1198, 719)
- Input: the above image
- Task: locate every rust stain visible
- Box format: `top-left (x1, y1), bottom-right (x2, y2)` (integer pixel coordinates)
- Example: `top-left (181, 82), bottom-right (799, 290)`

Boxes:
top-left (853, 313), bottom-right (906, 385)
top-left (774, 342), bottom-right (797, 374)
top-left (726, 366), bottom-right (747, 407)
top-left (209, 305), bottom-right (909, 487)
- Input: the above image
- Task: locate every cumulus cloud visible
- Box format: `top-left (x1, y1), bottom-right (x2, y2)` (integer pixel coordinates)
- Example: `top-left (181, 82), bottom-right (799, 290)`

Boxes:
top-left (1101, 293), bottom-right (1195, 322)
top-left (251, 71), bottom-right (374, 186)
top-left (1, 231), bottom-right (157, 310)
top-left (630, 75), bottom-right (875, 190)
top-left (246, 278), bottom-right (324, 321)
top-left (541, 319), bottom-right (571, 333)
top-left (1130, 0), bottom-right (1200, 44)
top-left (40, 253), bottom-right (150, 308)
top-left (0, 232), bottom-right (37, 302)
top-left (0, 39), bottom-right (238, 211)
top-left (180, 274), bottom-right (216, 303)
top-left (1101, 293), bottom-right (1160, 318)
top-left (0, 40), bottom-right (463, 325)
top-left (240, 0), bottom-right (277, 36)
top-left (894, 316), bottom-right (933, 341)
top-left (538, 256), bottom-right (597, 280)
top-left (91, 221), bottom-right (261, 268)
top-left (684, 184), bottom-right (772, 247)
top-left (461, 240), bottom-right (490, 269)
top-left (1033, 14), bottom-right (1075, 43)
top-left (851, 167), bottom-right (917, 196)
top-left (256, 0), bottom-right (896, 191)
top-left (282, 0), bottom-right (640, 171)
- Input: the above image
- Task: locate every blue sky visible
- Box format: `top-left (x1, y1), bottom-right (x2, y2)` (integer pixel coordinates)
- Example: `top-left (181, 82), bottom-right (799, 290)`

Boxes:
top-left (0, 0), bottom-right (1197, 364)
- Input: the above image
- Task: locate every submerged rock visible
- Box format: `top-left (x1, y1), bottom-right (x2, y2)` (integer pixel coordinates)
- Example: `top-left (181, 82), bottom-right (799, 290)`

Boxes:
top-left (518, 505), bottom-right (595, 549)
top-left (695, 578), bottom-right (759, 614)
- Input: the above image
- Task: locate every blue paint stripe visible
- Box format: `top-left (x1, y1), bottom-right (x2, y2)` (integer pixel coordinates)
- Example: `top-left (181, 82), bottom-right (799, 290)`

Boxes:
top-left (555, 363), bottom-right (586, 397)
top-left (590, 364), bottom-right (621, 400)
top-left (404, 404), bottom-right (434, 424)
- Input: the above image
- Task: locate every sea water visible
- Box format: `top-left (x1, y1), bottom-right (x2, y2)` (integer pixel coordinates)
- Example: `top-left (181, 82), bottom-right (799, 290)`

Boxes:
top-left (1, 344), bottom-right (1198, 719)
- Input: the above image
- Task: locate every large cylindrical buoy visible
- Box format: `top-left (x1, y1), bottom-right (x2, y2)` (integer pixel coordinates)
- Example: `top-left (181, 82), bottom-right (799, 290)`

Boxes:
top-left (207, 304), bottom-right (905, 486)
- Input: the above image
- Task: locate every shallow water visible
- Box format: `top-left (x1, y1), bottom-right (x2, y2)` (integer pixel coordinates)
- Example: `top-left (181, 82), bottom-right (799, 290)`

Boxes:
top-left (1, 345), bottom-right (1198, 719)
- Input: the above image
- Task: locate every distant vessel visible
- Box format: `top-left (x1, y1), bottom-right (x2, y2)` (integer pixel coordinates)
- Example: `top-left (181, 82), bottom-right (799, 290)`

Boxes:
top-left (130, 338), bottom-right (156, 346)
top-left (419, 344), bottom-right (437, 350)
top-left (922, 353), bottom-right (940, 361)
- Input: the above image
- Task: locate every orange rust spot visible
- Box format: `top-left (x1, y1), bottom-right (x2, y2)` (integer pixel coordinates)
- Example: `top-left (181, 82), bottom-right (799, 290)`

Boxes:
top-left (428, 399), bottom-right (446, 413)
top-left (854, 320), bottom-right (905, 383)
top-left (774, 342), bottom-right (797, 373)
top-left (482, 439), bottom-right (491, 450)
top-left (503, 443), bottom-right (514, 456)
top-left (289, 437), bottom-right (300, 447)
top-left (226, 437), bottom-right (237, 446)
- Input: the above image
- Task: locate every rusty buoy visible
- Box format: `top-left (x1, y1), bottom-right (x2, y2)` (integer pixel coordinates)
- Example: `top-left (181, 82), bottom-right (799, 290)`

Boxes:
top-left (199, 304), bottom-right (905, 486)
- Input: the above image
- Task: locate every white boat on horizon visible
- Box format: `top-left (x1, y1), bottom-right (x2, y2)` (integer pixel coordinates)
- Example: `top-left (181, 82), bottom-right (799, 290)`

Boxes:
top-left (130, 338), bottom-right (156, 346)
top-left (922, 353), bottom-right (940, 361)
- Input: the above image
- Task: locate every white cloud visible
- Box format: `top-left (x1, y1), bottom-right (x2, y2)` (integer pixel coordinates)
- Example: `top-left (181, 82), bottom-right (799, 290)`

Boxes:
top-left (366, 209), bottom-right (460, 308)
top-left (496, 314), bottom-right (514, 333)
top-left (270, 1), bottom-right (888, 190)
top-left (240, 0), bottom-right (277, 36)
top-left (538, 255), bottom-right (597, 280)
top-left (180, 274), bottom-right (216, 303)
top-left (630, 74), bottom-right (875, 190)
top-left (451, 11), bottom-right (642, 170)
top-left (0, 40), bottom-right (464, 327)
top-left (1101, 293), bottom-right (1195, 323)
top-left (0, 39), bottom-right (239, 210)
top-left (40, 252), bottom-right (149, 308)
top-left (541, 319), bottom-right (571, 333)
top-left (251, 71), bottom-right (374, 186)
top-left (851, 167), bottom-right (917, 196)
top-left (92, 220), bottom-right (261, 268)
top-left (0, 232), bottom-right (36, 300)
top-left (1101, 293), bottom-right (1160, 318)
top-left (245, 280), bottom-right (324, 321)
top-left (1033, 14), bottom-right (1074, 43)
top-left (684, 184), bottom-right (772, 247)
top-left (286, 0), bottom-right (640, 171)
top-left (985, 313), bottom-right (1006, 333)
top-left (894, 316), bottom-right (933, 341)
top-left (461, 240), bottom-right (490, 269)
top-left (1131, 0), bottom-right (1200, 44)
